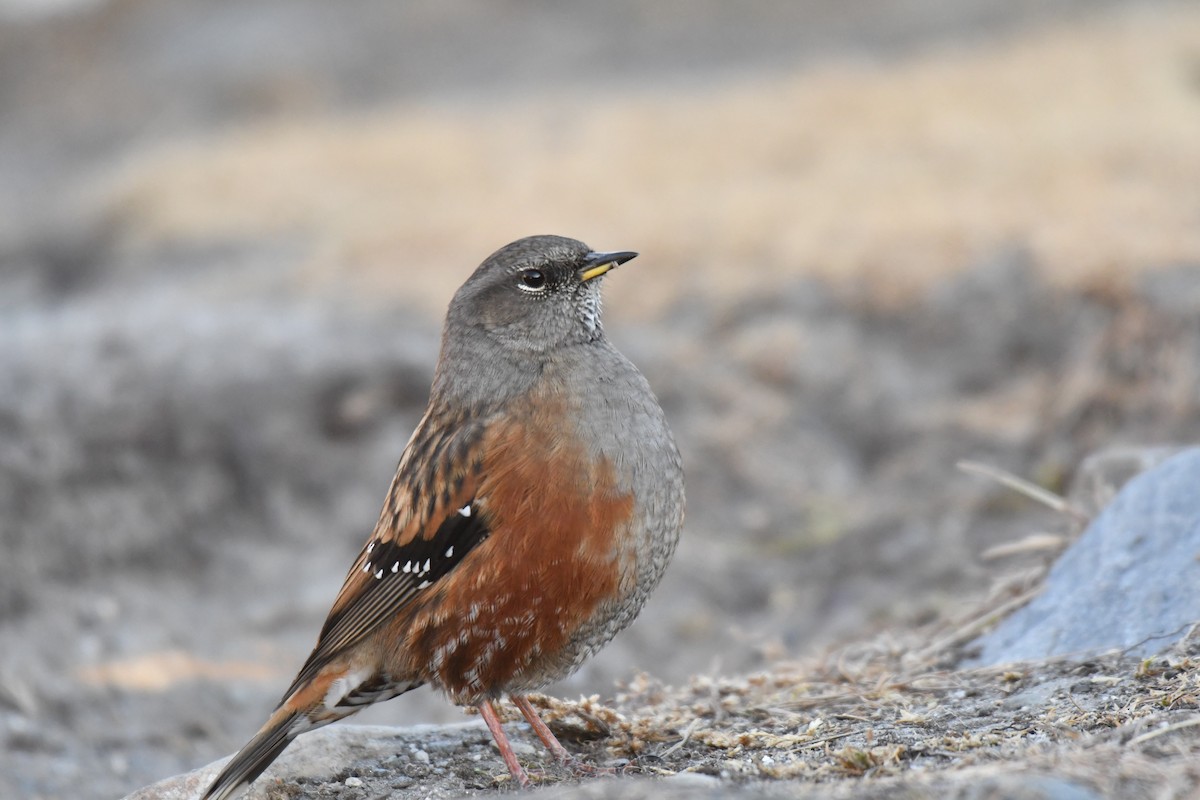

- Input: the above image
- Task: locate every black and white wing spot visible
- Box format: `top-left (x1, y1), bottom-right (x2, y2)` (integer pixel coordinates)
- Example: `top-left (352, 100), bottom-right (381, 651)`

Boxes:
top-left (316, 500), bottom-right (491, 648)
top-left (359, 501), bottom-right (486, 586)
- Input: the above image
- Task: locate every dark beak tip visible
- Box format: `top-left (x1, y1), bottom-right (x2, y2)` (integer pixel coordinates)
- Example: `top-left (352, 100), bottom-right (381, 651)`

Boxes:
top-left (585, 250), bottom-right (639, 268)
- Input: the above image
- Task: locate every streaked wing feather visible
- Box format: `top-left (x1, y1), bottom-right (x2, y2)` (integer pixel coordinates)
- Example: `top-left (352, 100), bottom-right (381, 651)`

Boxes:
top-left (282, 413), bottom-right (492, 700)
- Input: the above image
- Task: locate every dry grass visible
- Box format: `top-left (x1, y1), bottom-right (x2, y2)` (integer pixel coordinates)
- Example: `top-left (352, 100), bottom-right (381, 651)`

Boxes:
top-left (524, 621), bottom-right (1200, 794)
top-left (96, 4), bottom-right (1200, 317)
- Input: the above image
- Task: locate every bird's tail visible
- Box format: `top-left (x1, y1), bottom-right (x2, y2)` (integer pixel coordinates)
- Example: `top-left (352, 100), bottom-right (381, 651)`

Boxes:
top-left (202, 705), bottom-right (311, 800)
top-left (202, 666), bottom-right (419, 800)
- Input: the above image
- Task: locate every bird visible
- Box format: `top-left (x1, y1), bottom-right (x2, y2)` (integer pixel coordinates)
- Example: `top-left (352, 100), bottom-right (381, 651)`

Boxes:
top-left (202, 235), bottom-right (685, 799)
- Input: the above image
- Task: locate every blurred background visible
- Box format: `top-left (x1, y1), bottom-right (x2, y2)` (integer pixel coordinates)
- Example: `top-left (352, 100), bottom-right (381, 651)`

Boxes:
top-left (2, 1), bottom-right (1199, 798)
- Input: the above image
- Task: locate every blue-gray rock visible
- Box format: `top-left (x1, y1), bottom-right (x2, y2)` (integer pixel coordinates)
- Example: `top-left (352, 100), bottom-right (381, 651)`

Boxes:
top-left (973, 448), bottom-right (1200, 665)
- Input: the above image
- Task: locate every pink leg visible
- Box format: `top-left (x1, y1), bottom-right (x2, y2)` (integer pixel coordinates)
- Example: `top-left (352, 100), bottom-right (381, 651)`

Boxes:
top-left (479, 700), bottom-right (531, 788)
top-left (511, 695), bottom-right (573, 763)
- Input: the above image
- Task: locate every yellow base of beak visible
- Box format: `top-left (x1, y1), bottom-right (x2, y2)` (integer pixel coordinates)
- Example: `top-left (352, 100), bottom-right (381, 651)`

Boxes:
top-left (579, 263), bottom-right (615, 282)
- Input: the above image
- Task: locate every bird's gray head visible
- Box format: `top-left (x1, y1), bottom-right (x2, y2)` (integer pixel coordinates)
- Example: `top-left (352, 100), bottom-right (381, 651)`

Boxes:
top-left (432, 235), bottom-right (638, 405)
top-left (447, 235), bottom-right (636, 353)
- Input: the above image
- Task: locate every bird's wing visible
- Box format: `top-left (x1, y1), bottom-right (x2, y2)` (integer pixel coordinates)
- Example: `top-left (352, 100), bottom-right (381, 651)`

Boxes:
top-left (282, 409), bottom-right (494, 701)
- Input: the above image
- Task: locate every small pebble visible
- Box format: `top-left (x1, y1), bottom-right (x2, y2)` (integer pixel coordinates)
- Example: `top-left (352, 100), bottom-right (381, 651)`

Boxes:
top-left (344, 776), bottom-right (363, 788)
top-left (412, 748), bottom-right (431, 764)
top-left (510, 741), bottom-right (536, 757)
top-left (668, 772), bottom-right (721, 787)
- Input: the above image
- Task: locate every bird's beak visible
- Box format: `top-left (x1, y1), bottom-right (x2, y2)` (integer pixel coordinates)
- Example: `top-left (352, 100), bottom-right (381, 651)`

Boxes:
top-left (579, 250), bottom-right (638, 282)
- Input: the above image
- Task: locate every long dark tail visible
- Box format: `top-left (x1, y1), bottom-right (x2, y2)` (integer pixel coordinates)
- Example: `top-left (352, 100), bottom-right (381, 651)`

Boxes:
top-left (203, 706), bottom-right (309, 800)
top-left (202, 670), bottom-right (420, 800)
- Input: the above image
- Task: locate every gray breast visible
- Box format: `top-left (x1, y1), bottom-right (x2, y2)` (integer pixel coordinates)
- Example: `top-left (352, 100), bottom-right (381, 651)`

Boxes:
top-left (535, 342), bottom-right (686, 678)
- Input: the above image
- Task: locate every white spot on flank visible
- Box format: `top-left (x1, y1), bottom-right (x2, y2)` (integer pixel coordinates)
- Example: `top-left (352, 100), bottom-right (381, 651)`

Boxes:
top-left (445, 546), bottom-right (454, 558)
top-left (375, 569), bottom-right (384, 579)
top-left (288, 716), bottom-right (317, 736)
top-left (391, 562), bottom-right (399, 573)
top-left (362, 562), bottom-right (371, 573)
top-left (367, 542), bottom-right (376, 553)
top-left (403, 561), bottom-right (412, 573)
top-left (323, 678), bottom-right (349, 709)
top-left (458, 504), bottom-right (472, 517)
top-left (423, 558), bottom-right (431, 573)
top-left (417, 580), bottom-right (431, 589)
top-left (323, 668), bottom-right (370, 710)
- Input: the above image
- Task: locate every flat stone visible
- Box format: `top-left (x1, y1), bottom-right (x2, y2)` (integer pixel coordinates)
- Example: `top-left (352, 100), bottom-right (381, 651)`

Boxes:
top-left (972, 448), bottom-right (1200, 665)
top-left (121, 722), bottom-right (484, 800)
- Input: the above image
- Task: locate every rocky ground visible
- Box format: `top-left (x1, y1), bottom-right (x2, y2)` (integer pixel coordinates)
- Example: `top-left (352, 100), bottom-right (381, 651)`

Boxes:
top-left (133, 625), bottom-right (1200, 799)
top-left (2, 2), bottom-right (1199, 799)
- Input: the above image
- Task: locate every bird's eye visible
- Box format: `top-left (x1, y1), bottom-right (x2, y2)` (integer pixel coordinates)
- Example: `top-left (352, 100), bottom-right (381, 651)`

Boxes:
top-left (518, 269), bottom-right (546, 291)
